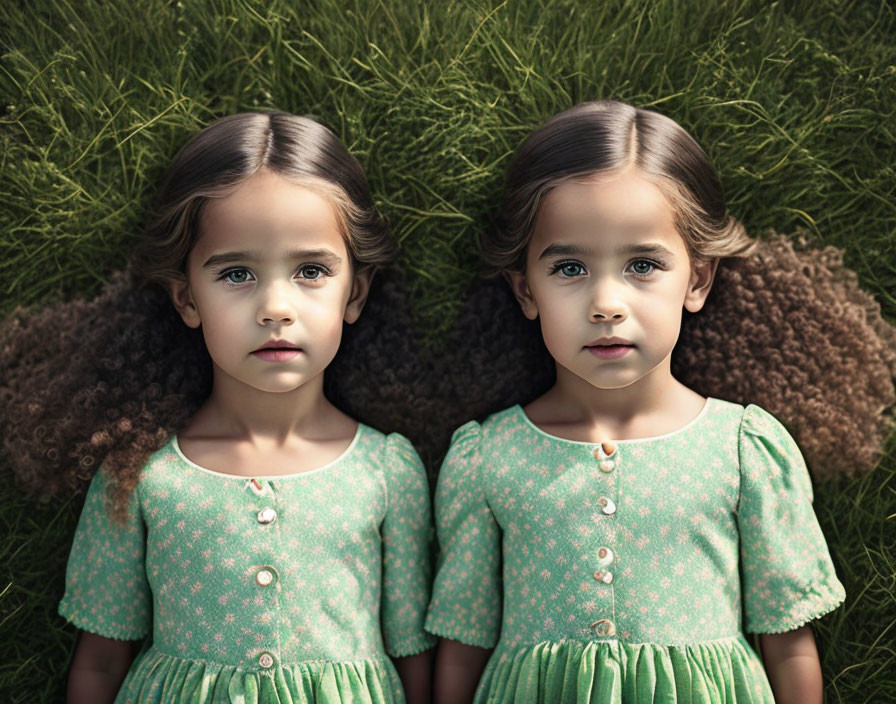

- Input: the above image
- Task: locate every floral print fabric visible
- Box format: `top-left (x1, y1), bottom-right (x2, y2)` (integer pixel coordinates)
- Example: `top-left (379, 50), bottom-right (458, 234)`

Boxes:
top-left (59, 426), bottom-right (436, 704)
top-left (425, 399), bottom-right (844, 703)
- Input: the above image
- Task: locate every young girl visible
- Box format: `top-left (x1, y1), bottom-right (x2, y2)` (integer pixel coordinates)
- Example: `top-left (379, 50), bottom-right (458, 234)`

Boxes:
top-left (425, 101), bottom-right (847, 703)
top-left (52, 112), bottom-right (435, 703)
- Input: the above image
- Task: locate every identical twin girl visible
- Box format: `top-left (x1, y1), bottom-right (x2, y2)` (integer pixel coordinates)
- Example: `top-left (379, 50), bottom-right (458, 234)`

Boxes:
top-left (43, 102), bottom-right (845, 702)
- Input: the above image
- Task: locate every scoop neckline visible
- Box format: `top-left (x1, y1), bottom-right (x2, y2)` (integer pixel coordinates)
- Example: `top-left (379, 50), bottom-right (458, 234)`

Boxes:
top-left (514, 397), bottom-right (715, 446)
top-left (170, 424), bottom-right (365, 479)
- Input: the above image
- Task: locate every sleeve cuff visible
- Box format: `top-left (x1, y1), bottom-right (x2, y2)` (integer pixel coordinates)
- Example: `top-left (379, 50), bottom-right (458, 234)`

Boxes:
top-left (58, 600), bottom-right (149, 641)
top-left (424, 614), bottom-right (498, 649)
top-left (745, 582), bottom-right (846, 634)
top-left (385, 632), bottom-right (438, 658)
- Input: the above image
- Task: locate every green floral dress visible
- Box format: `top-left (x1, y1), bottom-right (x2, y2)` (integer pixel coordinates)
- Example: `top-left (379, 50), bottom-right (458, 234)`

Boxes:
top-left (425, 399), bottom-right (844, 703)
top-left (59, 426), bottom-right (436, 704)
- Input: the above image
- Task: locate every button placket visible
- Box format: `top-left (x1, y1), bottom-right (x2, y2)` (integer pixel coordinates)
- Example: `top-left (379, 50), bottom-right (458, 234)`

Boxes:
top-left (590, 443), bottom-right (620, 638)
top-left (247, 479), bottom-right (281, 668)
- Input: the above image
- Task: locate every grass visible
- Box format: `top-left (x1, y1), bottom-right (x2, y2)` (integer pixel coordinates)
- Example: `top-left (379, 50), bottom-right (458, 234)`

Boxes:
top-left (2, 0), bottom-right (895, 701)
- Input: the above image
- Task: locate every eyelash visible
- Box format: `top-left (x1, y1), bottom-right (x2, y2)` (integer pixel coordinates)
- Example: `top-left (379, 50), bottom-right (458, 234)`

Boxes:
top-left (215, 264), bottom-right (332, 287)
top-left (548, 259), bottom-right (664, 279)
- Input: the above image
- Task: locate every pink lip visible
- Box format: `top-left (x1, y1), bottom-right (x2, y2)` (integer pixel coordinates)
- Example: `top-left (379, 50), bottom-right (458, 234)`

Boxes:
top-left (251, 339), bottom-right (302, 362)
top-left (585, 337), bottom-right (635, 360)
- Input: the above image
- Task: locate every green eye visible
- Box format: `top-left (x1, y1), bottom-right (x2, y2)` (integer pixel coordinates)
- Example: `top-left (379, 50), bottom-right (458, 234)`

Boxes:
top-left (299, 265), bottom-right (322, 280)
top-left (222, 268), bottom-right (252, 284)
top-left (554, 262), bottom-right (585, 277)
top-left (630, 260), bottom-right (656, 276)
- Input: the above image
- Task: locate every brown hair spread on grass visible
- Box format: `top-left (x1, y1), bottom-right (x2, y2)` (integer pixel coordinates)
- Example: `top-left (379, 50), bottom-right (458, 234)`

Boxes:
top-left (1, 105), bottom-right (894, 511)
top-left (2, 236), bottom-right (893, 512)
top-left (673, 236), bottom-right (896, 479)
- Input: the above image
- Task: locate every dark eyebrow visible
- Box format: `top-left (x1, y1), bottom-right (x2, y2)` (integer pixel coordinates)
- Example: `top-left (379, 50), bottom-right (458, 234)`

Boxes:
top-left (537, 242), bottom-right (677, 260)
top-left (537, 244), bottom-right (593, 260)
top-left (202, 248), bottom-right (344, 269)
top-left (202, 251), bottom-right (258, 269)
top-left (285, 249), bottom-right (344, 267)
top-left (616, 243), bottom-right (677, 259)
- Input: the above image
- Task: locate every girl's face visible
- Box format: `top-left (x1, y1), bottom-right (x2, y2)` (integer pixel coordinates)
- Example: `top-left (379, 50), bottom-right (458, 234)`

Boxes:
top-left (170, 169), bottom-right (369, 395)
top-left (508, 168), bottom-right (715, 394)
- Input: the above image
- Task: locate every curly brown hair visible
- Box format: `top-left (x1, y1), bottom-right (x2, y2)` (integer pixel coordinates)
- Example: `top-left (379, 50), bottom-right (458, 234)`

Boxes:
top-left (2, 241), bottom-right (893, 522)
top-left (0, 111), bottom-right (397, 522)
top-left (2, 111), bottom-right (893, 523)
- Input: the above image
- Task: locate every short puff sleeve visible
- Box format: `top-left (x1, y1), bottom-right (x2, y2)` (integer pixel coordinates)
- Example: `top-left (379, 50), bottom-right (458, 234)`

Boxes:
top-left (737, 404), bottom-right (845, 633)
top-left (380, 433), bottom-right (437, 657)
top-left (425, 421), bottom-right (502, 648)
top-left (58, 467), bottom-right (151, 640)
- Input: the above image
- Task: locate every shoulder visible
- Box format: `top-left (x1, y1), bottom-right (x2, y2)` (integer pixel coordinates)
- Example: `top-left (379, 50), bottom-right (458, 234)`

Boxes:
top-left (736, 403), bottom-right (812, 498)
top-left (384, 431), bottom-right (424, 471)
top-left (90, 436), bottom-right (178, 501)
top-left (477, 404), bottom-right (529, 445)
top-left (354, 425), bottom-right (425, 478)
top-left (737, 404), bottom-right (802, 457)
top-left (739, 403), bottom-right (791, 438)
top-left (142, 437), bottom-right (181, 472)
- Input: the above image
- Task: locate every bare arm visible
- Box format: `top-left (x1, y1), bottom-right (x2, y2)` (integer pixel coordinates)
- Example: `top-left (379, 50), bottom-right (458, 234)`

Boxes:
top-left (433, 638), bottom-right (492, 704)
top-left (392, 648), bottom-right (434, 704)
top-left (67, 631), bottom-right (141, 704)
top-left (759, 625), bottom-right (823, 704)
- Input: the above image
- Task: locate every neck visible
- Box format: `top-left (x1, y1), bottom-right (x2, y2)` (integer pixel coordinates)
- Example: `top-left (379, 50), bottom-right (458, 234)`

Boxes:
top-left (194, 367), bottom-right (336, 444)
top-left (548, 354), bottom-right (696, 434)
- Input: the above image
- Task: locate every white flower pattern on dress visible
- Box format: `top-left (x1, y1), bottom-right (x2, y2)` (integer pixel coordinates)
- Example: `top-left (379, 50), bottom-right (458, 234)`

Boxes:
top-left (425, 399), bottom-right (845, 704)
top-left (59, 427), bottom-right (435, 704)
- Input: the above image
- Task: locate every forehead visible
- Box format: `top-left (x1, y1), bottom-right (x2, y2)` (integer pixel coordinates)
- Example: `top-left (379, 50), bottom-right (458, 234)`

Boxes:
top-left (195, 170), bottom-right (348, 257)
top-left (531, 170), bottom-right (682, 254)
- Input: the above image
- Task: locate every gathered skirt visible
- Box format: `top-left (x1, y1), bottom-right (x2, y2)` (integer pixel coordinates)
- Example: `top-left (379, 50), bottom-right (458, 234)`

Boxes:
top-left (115, 646), bottom-right (405, 704)
top-left (475, 635), bottom-right (774, 704)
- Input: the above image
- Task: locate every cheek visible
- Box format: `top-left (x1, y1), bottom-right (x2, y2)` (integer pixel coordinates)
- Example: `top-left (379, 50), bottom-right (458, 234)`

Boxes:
top-left (304, 295), bottom-right (349, 337)
top-left (536, 303), bottom-right (577, 355)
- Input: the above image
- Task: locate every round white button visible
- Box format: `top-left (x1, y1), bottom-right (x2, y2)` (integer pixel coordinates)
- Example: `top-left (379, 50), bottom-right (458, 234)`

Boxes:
top-left (591, 619), bottom-right (616, 637)
top-left (256, 569), bottom-right (274, 586)
top-left (592, 569), bottom-right (614, 584)
top-left (599, 497), bottom-right (616, 515)
top-left (258, 652), bottom-right (274, 668)
top-left (596, 547), bottom-right (614, 565)
top-left (257, 508), bottom-right (277, 524)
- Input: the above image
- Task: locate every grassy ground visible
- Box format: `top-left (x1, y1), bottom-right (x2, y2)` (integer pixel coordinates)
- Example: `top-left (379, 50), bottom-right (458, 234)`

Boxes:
top-left (2, 0), bottom-right (895, 701)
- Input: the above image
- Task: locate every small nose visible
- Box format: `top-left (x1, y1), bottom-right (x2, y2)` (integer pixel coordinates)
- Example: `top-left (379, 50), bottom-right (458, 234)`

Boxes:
top-left (257, 282), bottom-right (296, 326)
top-left (590, 279), bottom-right (627, 322)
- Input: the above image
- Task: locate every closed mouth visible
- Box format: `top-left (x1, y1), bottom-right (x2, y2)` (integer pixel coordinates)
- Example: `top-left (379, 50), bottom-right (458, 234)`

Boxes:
top-left (253, 339), bottom-right (301, 353)
top-left (585, 337), bottom-right (635, 349)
